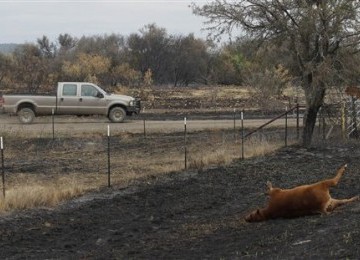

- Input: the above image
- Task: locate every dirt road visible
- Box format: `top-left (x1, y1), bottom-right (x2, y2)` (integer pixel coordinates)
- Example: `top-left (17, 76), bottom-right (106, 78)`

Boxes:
top-left (0, 114), bottom-right (300, 136)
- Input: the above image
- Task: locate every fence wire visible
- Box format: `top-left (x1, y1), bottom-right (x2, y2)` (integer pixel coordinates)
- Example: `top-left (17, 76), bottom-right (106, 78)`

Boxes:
top-left (1, 113), bottom-right (302, 190)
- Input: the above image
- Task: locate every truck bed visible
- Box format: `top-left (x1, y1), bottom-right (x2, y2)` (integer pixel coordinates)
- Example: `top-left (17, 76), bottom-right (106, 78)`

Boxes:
top-left (3, 95), bottom-right (56, 114)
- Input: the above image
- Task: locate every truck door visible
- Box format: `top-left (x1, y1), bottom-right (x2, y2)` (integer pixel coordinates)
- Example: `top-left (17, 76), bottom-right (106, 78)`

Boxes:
top-left (57, 83), bottom-right (80, 114)
top-left (77, 84), bottom-right (107, 115)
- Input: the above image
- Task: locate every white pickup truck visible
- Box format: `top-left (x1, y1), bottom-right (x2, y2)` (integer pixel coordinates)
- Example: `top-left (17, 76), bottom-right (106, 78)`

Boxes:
top-left (0, 82), bottom-right (140, 124)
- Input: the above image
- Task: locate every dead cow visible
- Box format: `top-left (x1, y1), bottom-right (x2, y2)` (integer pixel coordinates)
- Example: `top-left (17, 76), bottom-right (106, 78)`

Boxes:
top-left (245, 164), bottom-right (359, 222)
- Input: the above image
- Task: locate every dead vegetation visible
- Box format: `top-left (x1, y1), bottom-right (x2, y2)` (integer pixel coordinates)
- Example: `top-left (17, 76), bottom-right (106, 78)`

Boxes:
top-left (120, 85), bottom-right (304, 114)
top-left (0, 85), bottom-right (306, 213)
top-left (1, 85), bottom-right (359, 259)
top-left (0, 128), bottom-right (298, 213)
top-left (0, 139), bottom-right (359, 259)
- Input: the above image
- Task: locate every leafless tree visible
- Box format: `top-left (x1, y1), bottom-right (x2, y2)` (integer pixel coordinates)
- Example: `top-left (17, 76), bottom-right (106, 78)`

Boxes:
top-left (12, 44), bottom-right (47, 93)
top-left (37, 35), bottom-right (56, 58)
top-left (58, 33), bottom-right (77, 53)
top-left (0, 53), bottom-right (12, 89)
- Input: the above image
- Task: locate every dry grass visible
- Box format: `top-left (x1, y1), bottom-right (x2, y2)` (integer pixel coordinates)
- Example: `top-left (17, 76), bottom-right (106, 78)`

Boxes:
top-left (0, 175), bottom-right (87, 211)
top-left (0, 130), bottom-right (298, 214)
top-left (188, 135), bottom-right (297, 171)
top-left (243, 135), bottom-right (297, 158)
top-left (0, 130), bottom-right (292, 212)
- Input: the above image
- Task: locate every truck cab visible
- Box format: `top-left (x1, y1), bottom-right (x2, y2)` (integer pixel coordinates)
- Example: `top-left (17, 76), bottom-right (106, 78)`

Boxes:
top-left (56, 82), bottom-right (140, 122)
top-left (57, 82), bottom-right (108, 115)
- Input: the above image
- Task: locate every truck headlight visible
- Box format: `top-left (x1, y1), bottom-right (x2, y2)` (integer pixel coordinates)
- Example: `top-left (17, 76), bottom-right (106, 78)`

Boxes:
top-left (129, 100), bottom-right (135, 106)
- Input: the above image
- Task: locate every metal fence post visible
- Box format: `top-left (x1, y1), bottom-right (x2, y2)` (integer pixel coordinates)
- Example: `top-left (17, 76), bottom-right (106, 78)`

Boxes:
top-left (341, 102), bottom-right (346, 139)
top-left (318, 107), bottom-right (321, 135)
top-left (233, 108), bottom-right (236, 141)
top-left (1, 137), bottom-right (5, 198)
top-left (285, 107), bottom-right (288, 147)
top-left (107, 125), bottom-right (111, 187)
top-left (241, 111), bottom-right (244, 160)
top-left (143, 119), bottom-right (146, 139)
top-left (322, 115), bottom-right (326, 140)
top-left (184, 117), bottom-right (187, 170)
top-left (52, 108), bottom-right (55, 140)
top-left (296, 103), bottom-right (300, 140)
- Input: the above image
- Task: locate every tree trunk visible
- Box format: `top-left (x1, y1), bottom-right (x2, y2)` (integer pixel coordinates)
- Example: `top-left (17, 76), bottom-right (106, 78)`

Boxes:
top-left (302, 79), bottom-right (326, 147)
top-left (302, 105), bottom-right (321, 147)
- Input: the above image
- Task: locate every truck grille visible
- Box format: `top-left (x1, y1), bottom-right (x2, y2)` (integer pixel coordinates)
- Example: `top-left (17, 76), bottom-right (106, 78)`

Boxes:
top-left (135, 99), bottom-right (141, 111)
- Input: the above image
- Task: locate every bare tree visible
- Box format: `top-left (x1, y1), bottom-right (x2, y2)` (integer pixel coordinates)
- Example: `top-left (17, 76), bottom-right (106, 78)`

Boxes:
top-left (193, 0), bottom-right (360, 147)
top-left (0, 53), bottom-right (12, 89)
top-left (58, 33), bottom-right (77, 53)
top-left (127, 24), bottom-right (173, 84)
top-left (171, 34), bottom-right (209, 86)
top-left (37, 35), bottom-right (56, 58)
top-left (12, 44), bottom-right (47, 93)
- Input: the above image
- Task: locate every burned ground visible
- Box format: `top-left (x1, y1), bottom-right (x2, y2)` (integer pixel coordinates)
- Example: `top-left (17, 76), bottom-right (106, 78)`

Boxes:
top-left (0, 140), bottom-right (359, 259)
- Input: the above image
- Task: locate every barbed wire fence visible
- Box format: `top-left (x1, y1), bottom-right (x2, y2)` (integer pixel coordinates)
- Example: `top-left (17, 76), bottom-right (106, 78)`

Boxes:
top-left (0, 107), bottom-right (304, 197)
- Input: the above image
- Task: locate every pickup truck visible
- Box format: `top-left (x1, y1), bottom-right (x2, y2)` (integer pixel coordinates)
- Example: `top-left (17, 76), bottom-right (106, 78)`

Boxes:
top-left (0, 82), bottom-right (140, 124)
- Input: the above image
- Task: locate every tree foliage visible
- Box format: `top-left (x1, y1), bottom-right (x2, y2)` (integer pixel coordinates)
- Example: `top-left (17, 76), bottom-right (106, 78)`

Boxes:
top-left (171, 34), bottom-right (209, 86)
top-left (193, 0), bottom-right (360, 146)
top-left (1, 24), bottom-right (229, 92)
top-left (62, 53), bottom-right (111, 84)
top-left (127, 24), bottom-right (173, 84)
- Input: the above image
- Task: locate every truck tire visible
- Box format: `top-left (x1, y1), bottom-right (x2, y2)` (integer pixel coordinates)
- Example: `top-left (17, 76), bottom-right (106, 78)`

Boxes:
top-left (18, 107), bottom-right (35, 124)
top-left (109, 107), bottom-right (126, 123)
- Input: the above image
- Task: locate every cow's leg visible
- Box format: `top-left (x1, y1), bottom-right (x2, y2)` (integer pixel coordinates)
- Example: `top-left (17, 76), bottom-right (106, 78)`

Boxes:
top-left (266, 181), bottom-right (281, 196)
top-left (266, 181), bottom-right (273, 193)
top-left (326, 196), bottom-right (359, 212)
top-left (322, 164), bottom-right (347, 188)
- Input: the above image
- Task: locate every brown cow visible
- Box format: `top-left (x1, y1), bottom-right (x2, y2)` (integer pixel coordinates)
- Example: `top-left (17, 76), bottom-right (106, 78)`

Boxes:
top-left (245, 164), bottom-right (359, 222)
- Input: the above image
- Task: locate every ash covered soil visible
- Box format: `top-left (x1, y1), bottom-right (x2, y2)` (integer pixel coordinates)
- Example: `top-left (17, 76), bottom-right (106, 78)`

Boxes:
top-left (1, 141), bottom-right (360, 259)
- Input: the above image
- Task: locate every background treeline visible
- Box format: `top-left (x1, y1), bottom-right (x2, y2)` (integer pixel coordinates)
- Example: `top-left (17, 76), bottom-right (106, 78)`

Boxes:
top-left (0, 24), bottom-right (292, 96)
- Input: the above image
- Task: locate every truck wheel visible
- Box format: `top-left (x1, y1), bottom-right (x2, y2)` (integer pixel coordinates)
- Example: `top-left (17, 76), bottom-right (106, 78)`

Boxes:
top-left (18, 107), bottom-right (35, 124)
top-left (109, 107), bottom-right (126, 123)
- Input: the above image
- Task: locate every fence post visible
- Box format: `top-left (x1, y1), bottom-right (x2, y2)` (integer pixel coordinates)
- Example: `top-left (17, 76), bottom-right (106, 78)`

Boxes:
top-left (233, 108), bottom-right (236, 141)
top-left (318, 107), bottom-right (321, 135)
top-left (52, 108), bottom-right (55, 140)
top-left (285, 107), bottom-right (288, 147)
top-left (184, 117), bottom-right (187, 170)
top-left (1, 137), bottom-right (5, 198)
top-left (241, 111), bottom-right (244, 160)
top-left (107, 125), bottom-right (111, 187)
top-left (143, 119), bottom-right (146, 139)
top-left (341, 102), bottom-right (346, 139)
top-left (322, 115), bottom-right (326, 140)
top-left (296, 103), bottom-right (300, 140)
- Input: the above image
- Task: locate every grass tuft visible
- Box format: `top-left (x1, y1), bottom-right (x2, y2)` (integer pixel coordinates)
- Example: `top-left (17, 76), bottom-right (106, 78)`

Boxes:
top-left (0, 177), bottom-right (86, 211)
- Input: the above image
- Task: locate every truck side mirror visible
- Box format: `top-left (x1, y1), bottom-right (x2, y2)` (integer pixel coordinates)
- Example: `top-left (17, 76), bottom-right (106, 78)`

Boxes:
top-left (96, 92), bottom-right (104, 98)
